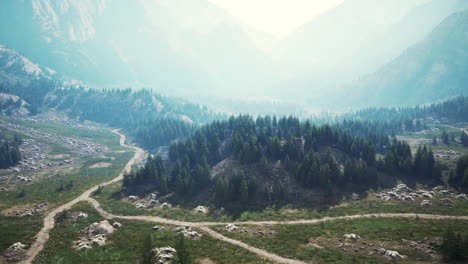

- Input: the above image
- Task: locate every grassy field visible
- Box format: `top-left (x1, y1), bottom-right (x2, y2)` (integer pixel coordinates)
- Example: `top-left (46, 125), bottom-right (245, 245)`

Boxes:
top-left (0, 215), bottom-right (42, 254)
top-left (94, 181), bottom-right (468, 223)
top-left (34, 202), bottom-right (272, 264)
top-left (0, 151), bottom-right (133, 211)
top-left (93, 182), bottom-right (233, 222)
top-left (218, 218), bottom-right (468, 264)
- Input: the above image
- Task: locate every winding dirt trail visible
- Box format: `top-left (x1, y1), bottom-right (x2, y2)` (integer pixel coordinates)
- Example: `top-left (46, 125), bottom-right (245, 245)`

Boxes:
top-left (22, 129), bottom-right (468, 264)
top-left (20, 129), bottom-right (145, 264)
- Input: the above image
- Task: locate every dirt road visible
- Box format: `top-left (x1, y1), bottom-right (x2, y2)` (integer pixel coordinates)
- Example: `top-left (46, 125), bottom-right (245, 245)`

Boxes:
top-left (20, 129), bottom-right (145, 264)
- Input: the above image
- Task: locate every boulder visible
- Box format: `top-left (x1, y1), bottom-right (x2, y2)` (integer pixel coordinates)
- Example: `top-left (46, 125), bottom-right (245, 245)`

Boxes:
top-left (87, 220), bottom-right (115, 236)
top-left (77, 241), bottom-right (92, 251)
top-left (152, 225), bottom-right (164, 232)
top-left (136, 203), bottom-right (145, 209)
top-left (440, 198), bottom-right (453, 206)
top-left (160, 202), bottom-right (172, 209)
top-left (344, 234), bottom-right (360, 241)
top-left (4, 242), bottom-right (27, 261)
top-left (384, 250), bottom-right (406, 259)
top-left (455, 194), bottom-right (467, 200)
top-left (91, 234), bottom-right (106, 246)
top-left (194, 206), bottom-right (207, 214)
top-left (225, 224), bottom-right (239, 232)
top-left (151, 247), bottom-right (177, 264)
top-left (128, 195), bottom-right (139, 201)
top-left (420, 200), bottom-right (432, 206)
top-left (77, 212), bottom-right (88, 219)
top-left (112, 222), bottom-right (123, 229)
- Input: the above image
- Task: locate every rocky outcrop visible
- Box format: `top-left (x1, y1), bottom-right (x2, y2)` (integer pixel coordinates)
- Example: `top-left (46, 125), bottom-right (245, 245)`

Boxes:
top-left (151, 247), bottom-right (177, 264)
top-left (174, 226), bottom-right (202, 239)
top-left (194, 206), bottom-right (207, 214)
top-left (3, 242), bottom-right (27, 262)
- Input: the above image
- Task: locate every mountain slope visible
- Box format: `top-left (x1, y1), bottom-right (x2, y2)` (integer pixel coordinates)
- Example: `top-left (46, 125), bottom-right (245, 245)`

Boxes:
top-left (271, 0), bottom-right (467, 103)
top-left (345, 10), bottom-right (468, 107)
top-left (0, 0), bottom-right (272, 97)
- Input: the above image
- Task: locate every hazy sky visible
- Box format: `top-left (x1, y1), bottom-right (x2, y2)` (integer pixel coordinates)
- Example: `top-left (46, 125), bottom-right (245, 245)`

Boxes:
top-left (207, 0), bottom-right (344, 38)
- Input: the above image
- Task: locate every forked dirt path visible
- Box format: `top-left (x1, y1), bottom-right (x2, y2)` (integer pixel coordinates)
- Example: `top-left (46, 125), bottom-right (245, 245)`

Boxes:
top-left (20, 129), bottom-right (145, 264)
top-left (22, 130), bottom-right (468, 264)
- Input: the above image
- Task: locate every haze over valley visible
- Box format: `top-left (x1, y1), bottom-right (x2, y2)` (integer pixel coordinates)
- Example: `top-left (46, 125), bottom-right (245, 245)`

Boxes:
top-left (0, 1), bottom-right (468, 263)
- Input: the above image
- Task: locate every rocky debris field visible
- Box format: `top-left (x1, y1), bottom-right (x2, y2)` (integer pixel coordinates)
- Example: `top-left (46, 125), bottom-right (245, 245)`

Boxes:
top-left (3, 242), bottom-right (27, 262)
top-left (376, 184), bottom-right (467, 206)
top-left (306, 233), bottom-right (442, 262)
top-left (0, 139), bottom-right (74, 175)
top-left (73, 220), bottom-right (122, 251)
top-left (0, 119), bottom-right (109, 155)
top-left (3, 203), bottom-right (48, 217)
top-left (434, 150), bottom-right (462, 160)
top-left (19, 112), bottom-right (100, 131)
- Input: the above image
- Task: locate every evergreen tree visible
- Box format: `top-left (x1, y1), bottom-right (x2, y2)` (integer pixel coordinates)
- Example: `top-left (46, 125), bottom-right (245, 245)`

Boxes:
top-left (175, 234), bottom-right (192, 264)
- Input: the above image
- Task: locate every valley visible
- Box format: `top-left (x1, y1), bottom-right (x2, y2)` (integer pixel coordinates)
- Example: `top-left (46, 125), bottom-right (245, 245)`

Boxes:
top-left (1, 0), bottom-right (468, 263)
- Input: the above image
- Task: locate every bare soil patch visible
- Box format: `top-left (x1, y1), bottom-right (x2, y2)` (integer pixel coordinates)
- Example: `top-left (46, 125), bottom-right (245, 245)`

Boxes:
top-left (90, 162), bottom-right (112, 169)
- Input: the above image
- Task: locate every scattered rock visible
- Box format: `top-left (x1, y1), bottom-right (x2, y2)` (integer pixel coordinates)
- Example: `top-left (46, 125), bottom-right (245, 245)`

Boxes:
top-left (344, 234), bottom-right (361, 242)
top-left (151, 247), bottom-right (177, 264)
top-left (3, 242), bottom-right (27, 262)
top-left (194, 206), bottom-right (207, 214)
top-left (455, 194), bottom-right (467, 200)
top-left (420, 200), bottom-right (432, 206)
top-left (225, 224), bottom-right (239, 232)
top-left (440, 198), bottom-right (453, 206)
top-left (112, 222), bottom-right (123, 229)
top-left (152, 225), bottom-right (164, 232)
top-left (174, 226), bottom-right (202, 239)
top-left (160, 202), bottom-right (172, 209)
top-left (128, 195), bottom-right (139, 202)
top-left (383, 250), bottom-right (406, 259)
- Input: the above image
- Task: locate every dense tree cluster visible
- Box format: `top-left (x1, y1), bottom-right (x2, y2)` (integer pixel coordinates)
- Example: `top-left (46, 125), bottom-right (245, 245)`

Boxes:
top-left (125, 114), bottom-right (443, 205)
top-left (47, 87), bottom-right (223, 148)
top-left (0, 132), bottom-right (22, 168)
top-left (440, 227), bottom-right (468, 262)
top-left (450, 155), bottom-right (468, 189)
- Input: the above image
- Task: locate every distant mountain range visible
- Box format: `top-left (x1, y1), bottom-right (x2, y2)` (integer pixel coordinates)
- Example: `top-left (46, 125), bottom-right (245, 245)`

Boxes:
top-left (0, 0), bottom-right (467, 109)
top-left (344, 10), bottom-right (468, 107)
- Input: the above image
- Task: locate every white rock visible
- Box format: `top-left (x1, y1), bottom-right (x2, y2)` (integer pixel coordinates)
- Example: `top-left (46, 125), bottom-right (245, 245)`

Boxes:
top-left (455, 194), bottom-right (467, 200)
top-left (112, 222), bottom-right (123, 228)
top-left (160, 202), bottom-right (172, 209)
top-left (194, 206), bottom-right (207, 214)
top-left (384, 250), bottom-right (406, 259)
top-left (225, 224), bottom-right (239, 232)
top-left (128, 195), bottom-right (139, 201)
top-left (420, 200), bottom-right (432, 206)
top-left (344, 234), bottom-right (360, 241)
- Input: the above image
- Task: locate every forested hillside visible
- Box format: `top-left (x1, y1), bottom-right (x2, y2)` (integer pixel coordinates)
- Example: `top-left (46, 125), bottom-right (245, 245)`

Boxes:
top-left (123, 115), bottom-right (444, 210)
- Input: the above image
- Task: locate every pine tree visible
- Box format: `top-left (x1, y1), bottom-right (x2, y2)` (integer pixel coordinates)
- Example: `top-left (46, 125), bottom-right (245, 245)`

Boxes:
top-left (175, 234), bottom-right (192, 264)
top-left (240, 178), bottom-right (249, 203)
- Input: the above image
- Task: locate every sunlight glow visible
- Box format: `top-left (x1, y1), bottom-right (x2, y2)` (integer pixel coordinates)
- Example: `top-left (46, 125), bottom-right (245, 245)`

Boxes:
top-left (207, 0), bottom-right (345, 38)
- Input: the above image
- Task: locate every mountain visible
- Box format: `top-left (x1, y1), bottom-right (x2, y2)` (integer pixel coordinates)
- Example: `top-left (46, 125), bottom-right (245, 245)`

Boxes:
top-left (345, 10), bottom-right (468, 107)
top-left (272, 0), bottom-right (467, 103)
top-left (0, 0), bottom-right (272, 97)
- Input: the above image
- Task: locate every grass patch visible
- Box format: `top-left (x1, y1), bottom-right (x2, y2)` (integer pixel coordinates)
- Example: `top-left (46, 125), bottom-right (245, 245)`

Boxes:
top-left (0, 215), bottom-right (42, 253)
top-left (0, 151), bottom-right (133, 210)
top-left (94, 182), bottom-right (234, 222)
top-left (34, 202), bottom-right (272, 264)
top-left (219, 218), bottom-right (468, 263)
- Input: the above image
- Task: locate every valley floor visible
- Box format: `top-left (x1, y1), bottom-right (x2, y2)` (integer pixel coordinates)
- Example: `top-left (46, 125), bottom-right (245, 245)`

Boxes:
top-left (1, 118), bottom-right (468, 264)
